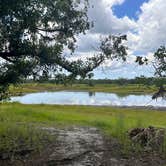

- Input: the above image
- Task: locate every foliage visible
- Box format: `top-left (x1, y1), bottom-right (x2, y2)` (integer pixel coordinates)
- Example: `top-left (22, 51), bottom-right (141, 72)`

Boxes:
top-left (135, 46), bottom-right (166, 99)
top-left (38, 76), bottom-right (165, 87)
top-left (135, 46), bottom-right (166, 79)
top-left (0, 0), bottom-right (127, 99)
top-left (152, 47), bottom-right (166, 99)
top-left (153, 46), bottom-right (166, 77)
top-left (135, 46), bottom-right (166, 77)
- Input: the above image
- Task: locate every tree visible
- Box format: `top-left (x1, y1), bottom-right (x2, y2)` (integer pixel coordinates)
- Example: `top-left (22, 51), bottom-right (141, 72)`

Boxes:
top-left (136, 46), bottom-right (166, 99)
top-left (153, 46), bottom-right (166, 77)
top-left (0, 0), bottom-right (127, 99)
top-left (152, 46), bottom-right (166, 99)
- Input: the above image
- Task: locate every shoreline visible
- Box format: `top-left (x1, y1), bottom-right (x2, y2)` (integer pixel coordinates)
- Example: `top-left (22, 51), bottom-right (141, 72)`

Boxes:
top-left (5, 101), bottom-right (166, 111)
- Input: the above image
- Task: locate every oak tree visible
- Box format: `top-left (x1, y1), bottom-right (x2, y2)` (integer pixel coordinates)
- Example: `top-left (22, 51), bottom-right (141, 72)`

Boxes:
top-left (0, 0), bottom-right (127, 99)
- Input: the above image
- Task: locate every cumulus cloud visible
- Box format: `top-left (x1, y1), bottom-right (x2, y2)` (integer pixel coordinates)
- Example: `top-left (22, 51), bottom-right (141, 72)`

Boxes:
top-left (75, 33), bottom-right (101, 53)
top-left (134, 0), bottom-right (166, 52)
top-left (88, 0), bottom-right (137, 34)
top-left (75, 0), bottom-right (137, 53)
top-left (73, 0), bottom-right (166, 78)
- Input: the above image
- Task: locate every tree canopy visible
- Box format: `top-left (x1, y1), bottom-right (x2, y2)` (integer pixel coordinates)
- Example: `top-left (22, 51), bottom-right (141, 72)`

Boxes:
top-left (153, 46), bottom-right (166, 77)
top-left (0, 0), bottom-right (127, 99)
top-left (136, 46), bottom-right (166, 99)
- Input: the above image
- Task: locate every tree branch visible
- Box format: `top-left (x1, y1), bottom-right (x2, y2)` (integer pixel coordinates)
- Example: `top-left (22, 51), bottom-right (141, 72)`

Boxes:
top-left (0, 52), bottom-right (17, 62)
top-left (36, 27), bottom-right (66, 33)
top-left (0, 52), bottom-right (17, 58)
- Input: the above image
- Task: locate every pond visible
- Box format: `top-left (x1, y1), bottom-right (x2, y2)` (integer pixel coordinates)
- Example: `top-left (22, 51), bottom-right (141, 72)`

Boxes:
top-left (10, 91), bottom-right (166, 107)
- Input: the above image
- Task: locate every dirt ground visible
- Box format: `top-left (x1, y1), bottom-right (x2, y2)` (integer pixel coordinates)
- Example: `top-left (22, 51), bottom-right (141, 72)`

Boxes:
top-left (0, 126), bottom-right (166, 166)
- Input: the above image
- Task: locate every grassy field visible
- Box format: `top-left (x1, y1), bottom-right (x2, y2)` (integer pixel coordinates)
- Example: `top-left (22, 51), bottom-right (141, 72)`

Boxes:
top-left (0, 103), bottom-right (166, 155)
top-left (1, 83), bottom-right (166, 160)
top-left (1, 103), bottom-right (166, 134)
top-left (9, 83), bottom-right (157, 96)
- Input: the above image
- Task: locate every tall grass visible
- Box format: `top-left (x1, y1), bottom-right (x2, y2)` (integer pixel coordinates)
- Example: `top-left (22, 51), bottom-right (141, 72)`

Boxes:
top-left (0, 122), bottom-right (54, 159)
top-left (9, 83), bottom-right (157, 96)
top-left (0, 103), bottom-right (166, 156)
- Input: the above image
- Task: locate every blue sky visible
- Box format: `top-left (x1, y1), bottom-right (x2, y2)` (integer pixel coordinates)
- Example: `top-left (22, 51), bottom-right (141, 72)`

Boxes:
top-left (113, 0), bottom-right (149, 20)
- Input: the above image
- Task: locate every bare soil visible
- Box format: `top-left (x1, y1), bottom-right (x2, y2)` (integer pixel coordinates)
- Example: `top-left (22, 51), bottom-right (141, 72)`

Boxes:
top-left (0, 126), bottom-right (166, 166)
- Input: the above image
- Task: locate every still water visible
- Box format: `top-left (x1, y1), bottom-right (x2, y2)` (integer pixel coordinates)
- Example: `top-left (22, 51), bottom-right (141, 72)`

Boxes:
top-left (10, 91), bottom-right (166, 107)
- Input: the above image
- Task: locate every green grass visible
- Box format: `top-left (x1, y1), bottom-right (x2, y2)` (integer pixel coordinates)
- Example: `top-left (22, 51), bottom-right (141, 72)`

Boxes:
top-left (9, 83), bottom-right (157, 96)
top-left (0, 123), bottom-right (49, 155)
top-left (1, 103), bottom-right (166, 135)
top-left (2, 83), bottom-right (165, 158)
top-left (0, 103), bottom-right (166, 156)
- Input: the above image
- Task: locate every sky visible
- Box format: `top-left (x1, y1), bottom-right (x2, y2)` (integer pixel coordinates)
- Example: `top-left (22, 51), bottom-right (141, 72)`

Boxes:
top-left (113, 0), bottom-right (149, 20)
top-left (71, 0), bottom-right (166, 79)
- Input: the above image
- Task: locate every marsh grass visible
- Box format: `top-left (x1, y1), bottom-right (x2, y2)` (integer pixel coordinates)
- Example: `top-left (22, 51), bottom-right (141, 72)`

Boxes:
top-left (9, 83), bottom-right (157, 96)
top-left (0, 103), bottom-right (166, 157)
top-left (0, 122), bottom-right (54, 159)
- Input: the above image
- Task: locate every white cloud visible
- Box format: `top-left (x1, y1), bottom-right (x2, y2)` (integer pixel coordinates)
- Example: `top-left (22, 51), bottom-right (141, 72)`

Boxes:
top-left (88, 0), bottom-right (137, 34)
top-left (102, 0), bottom-right (125, 6)
top-left (72, 0), bottom-right (166, 78)
top-left (75, 33), bottom-right (101, 52)
top-left (75, 0), bottom-right (137, 53)
top-left (130, 0), bottom-right (166, 53)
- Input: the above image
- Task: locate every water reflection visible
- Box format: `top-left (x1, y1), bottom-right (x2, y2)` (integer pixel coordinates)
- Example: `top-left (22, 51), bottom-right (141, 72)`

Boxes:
top-left (115, 93), bottom-right (131, 98)
top-left (10, 91), bottom-right (166, 107)
top-left (88, 92), bottom-right (96, 97)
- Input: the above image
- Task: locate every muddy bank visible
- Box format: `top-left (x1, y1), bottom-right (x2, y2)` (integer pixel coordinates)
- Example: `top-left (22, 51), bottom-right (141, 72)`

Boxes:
top-left (1, 126), bottom-right (166, 166)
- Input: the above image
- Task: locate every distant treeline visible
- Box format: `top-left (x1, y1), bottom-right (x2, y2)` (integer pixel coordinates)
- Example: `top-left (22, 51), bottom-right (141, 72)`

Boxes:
top-left (26, 76), bottom-right (166, 87)
top-left (73, 77), bottom-right (166, 87)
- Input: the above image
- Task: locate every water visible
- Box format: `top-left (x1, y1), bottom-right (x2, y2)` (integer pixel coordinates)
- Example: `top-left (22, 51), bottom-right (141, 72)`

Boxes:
top-left (10, 91), bottom-right (166, 107)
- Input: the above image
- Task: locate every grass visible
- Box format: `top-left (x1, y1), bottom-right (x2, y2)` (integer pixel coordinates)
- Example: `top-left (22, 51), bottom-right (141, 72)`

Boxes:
top-left (9, 83), bottom-right (157, 96)
top-left (0, 123), bottom-right (49, 155)
top-left (1, 83), bottom-right (166, 158)
top-left (0, 103), bottom-right (166, 156)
